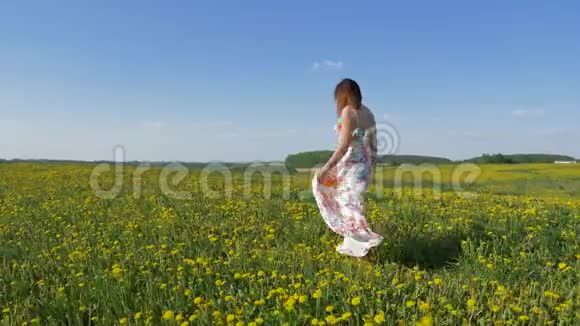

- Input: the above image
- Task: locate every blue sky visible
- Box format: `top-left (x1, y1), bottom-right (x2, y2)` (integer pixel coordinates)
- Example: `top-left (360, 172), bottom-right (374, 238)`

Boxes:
top-left (1, 0), bottom-right (579, 161)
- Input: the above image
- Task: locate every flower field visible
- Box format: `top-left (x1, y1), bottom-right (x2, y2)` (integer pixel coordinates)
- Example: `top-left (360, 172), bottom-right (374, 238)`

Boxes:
top-left (0, 162), bottom-right (578, 325)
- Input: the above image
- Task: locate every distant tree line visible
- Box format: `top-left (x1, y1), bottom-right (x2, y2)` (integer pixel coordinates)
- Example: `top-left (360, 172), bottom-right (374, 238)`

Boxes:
top-left (467, 153), bottom-right (576, 164)
top-left (284, 151), bottom-right (578, 169)
top-left (284, 151), bottom-right (451, 169)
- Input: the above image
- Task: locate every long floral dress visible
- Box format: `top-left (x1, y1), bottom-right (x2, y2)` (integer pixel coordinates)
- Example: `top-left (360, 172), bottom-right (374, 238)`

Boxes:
top-left (312, 116), bottom-right (384, 257)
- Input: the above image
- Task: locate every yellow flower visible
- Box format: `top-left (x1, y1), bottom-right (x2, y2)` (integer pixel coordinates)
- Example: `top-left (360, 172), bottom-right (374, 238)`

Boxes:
top-left (175, 313), bottom-right (184, 321)
top-left (162, 310), bottom-right (175, 321)
top-left (467, 298), bottom-right (476, 310)
top-left (351, 297), bottom-right (361, 306)
top-left (326, 305), bottom-right (334, 312)
top-left (119, 318), bottom-right (128, 325)
top-left (134, 312), bottom-right (143, 320)
top-left (325, 315), bottom-right (337, 325)
top-left (312, 289), bottom-right (322, 299)
top-left (226, 314), bottom-right (235, 322)
top-left (416, 315), bottom-right (433, 326)
top-left (518, 315), bottom-right (529, 321)
top-left (434, 278), bottom-right (443, 285)
top-left (299, 295), bottom-right (308, 303)
top-left (406, 300), bottom-right (416, 308)
top-left (194, 297), bottom-right (202, 305)
top-left (184, 289), bottom-right (192, 296)
top-left (558, 263), bottom-right (571, 272)
top-left (180, 322), bottom-right (189, 326)
top-left (419, 301), bottom-right (430, 311)
top-left (111, 264), bottom-right (123, 279)
top-left (495, 285), bottom-right (505, 295)
top-left (374, 314), bottom-right (385, 323)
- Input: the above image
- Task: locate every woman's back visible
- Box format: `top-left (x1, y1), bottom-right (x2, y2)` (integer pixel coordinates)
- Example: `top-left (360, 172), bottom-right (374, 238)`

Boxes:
top-left (351, 105), bottom-right (375, 132)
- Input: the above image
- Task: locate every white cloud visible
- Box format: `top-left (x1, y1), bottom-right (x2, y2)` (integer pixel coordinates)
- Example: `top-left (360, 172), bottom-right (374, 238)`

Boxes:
top-left (311, 59), bottom-right (344, 71)
top-left (511, 108), bottom-right (545, 118)
top-left (141, 121), bottom-right (165, 129)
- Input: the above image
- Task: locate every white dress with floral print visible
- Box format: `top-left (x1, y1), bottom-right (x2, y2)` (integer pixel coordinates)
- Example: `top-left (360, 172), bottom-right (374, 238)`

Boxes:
top-left (312, 116), bottom-right (384, 257)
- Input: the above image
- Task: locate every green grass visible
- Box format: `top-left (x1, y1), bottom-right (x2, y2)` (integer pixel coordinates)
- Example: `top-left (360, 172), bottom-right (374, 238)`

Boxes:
top-left (0, 163), bottom-right (578, 325)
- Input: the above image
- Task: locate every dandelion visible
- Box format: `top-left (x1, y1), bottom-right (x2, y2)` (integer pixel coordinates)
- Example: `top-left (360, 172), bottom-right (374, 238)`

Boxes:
top-left (312, 289), bottom-right (322, 299)
top-left (111, 264), bottom-right (123, 279)
top-left (325, 315), bottom-right (337, 325)
top-left (416, 315), bottom-right (433, 326)
top-left (558, 263), bottom-right (571, 272)
top-left (495, 285), bottom-right (505, 295)
top-left (467, 298), bottom-right (476, 311)
top-left (119, 317), bottom-right (128, 325)
top-left (511, 305), bottom-right (522, 313)
top-left (162, 310), bottom-right (175, 321)
top-left (374, 313), bottom-right (385, 323)
top-left (406, 300), bottom-right (416, 308)
top-left (351, 297), bottom-right (361, 306)
top-left (419, 301), bottom-right (430, 311)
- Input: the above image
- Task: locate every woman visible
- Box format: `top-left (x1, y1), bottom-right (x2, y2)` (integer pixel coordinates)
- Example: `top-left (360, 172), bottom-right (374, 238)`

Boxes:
top-left (313, 78), bottom-right (384, 257)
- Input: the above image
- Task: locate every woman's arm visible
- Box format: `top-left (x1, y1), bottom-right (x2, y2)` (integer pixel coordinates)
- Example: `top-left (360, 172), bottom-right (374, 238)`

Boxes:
top-left (319, 108), bottom-right (354, 178)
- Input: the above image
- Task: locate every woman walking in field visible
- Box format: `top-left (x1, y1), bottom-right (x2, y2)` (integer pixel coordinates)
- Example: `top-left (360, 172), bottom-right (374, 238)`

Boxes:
top-left (313, 78), bottom-right (384, 257)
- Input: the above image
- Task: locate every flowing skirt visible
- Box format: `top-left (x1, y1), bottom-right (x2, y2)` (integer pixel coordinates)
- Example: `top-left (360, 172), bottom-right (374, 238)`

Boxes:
top-left (312, 162), bottom-right (383, 257)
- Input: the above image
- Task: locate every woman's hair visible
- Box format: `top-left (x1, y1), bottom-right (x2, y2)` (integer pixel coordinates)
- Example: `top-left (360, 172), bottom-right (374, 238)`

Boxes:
top-left (334, 78), bottom-right (362, 115)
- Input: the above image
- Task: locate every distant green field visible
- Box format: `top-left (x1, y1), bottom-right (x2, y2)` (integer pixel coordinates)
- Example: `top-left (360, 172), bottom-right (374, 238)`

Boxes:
top-left (368, 163), bottom-right (580, 200)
